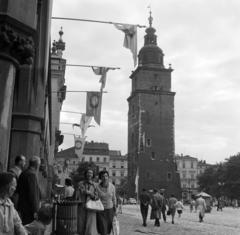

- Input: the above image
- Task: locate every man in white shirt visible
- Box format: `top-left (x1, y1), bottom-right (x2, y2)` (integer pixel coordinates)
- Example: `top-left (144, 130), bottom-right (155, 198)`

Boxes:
top-left (65, 178), bottom-right (74, 199)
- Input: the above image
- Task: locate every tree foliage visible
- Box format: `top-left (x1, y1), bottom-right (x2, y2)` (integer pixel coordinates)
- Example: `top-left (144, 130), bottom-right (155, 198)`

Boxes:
top-left (69, 161), bottom-right (99, 187)
top-left (197, 153), bottom-right (240, 199)
top-left (116, 176), bottom-right (128, 197)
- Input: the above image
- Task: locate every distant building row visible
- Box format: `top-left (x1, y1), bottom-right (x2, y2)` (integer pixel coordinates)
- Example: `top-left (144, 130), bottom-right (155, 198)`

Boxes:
top-left (54, 141), bottom-right (127, 187)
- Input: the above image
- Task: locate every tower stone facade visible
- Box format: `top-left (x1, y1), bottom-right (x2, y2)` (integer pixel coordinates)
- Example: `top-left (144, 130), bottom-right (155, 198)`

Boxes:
top-left (127, 13), bottom-right (181, 198)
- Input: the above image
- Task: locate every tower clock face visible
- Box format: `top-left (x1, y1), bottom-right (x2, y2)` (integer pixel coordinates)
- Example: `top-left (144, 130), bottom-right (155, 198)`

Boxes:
top-left (150, 73), bottom-right (162, 86)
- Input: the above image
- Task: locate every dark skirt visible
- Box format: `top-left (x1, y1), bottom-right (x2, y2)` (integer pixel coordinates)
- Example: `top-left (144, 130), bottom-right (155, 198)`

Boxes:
top-left (97, 208), bottom-right (114, 235)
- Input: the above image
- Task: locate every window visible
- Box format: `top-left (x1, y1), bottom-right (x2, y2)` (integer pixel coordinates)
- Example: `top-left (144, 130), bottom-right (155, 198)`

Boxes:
top-left (97, 157), bottom-right (99, 162)
top-left (112, 171), bottom-right (116, 177)
top-left (113, 164), bottom-right (116, 168)
top-left (120, 171), bottom-right (124, 177)
top-left (183, 184), bottom-right (186, 188)
top-left (191, 162), bottom-right (194, 168)
top-left (151, 152), bottom-right (155, 160)
top-left (89, 157), bottom-right (92, 162)
top-left (183, 172), bottom-right (186, 179)
top-left (73, 161), bottom-right (75, 164)
top-left (121, 165), bottom-right (124, 169)
top-left (191, 174), bottom-right (194, 179)
top-left (132, 104), bottom-right (135, 114)
top-left (167, 172), bottom-right (172, 181)
top-left (146, 138), bottom-right (151, 147)
top-left (183, 161), bottom-right (185, 168)
top-left (104, 157), bottom-right (106, 162)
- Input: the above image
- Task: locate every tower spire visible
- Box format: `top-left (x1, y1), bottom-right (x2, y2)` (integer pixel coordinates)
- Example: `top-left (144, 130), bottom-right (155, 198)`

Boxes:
top-left (148, 8), bottom-right (153, 27)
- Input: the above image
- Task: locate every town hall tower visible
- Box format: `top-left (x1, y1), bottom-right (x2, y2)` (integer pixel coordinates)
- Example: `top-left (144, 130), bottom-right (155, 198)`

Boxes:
top-left (127, 13), bottom-right (181, 198)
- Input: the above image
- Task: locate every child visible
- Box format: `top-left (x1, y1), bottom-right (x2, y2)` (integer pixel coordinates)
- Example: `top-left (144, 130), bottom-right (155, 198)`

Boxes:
top-left (24, 204), bottom-right (52, 235)
top-left (174, 198), bottom-right (184, 224)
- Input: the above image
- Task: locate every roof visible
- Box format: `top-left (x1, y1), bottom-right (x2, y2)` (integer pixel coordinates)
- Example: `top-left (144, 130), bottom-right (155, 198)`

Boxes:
top-left (109, 150), bottom-right (121, 156)
top-left (110, 155), bottom-right (127, 161)
top-left (175, 155), bottom-right (198, 160)
top-left (55, 147), bottom-right (78, 158)
top-left (84, 141), bottom-right (109, 150)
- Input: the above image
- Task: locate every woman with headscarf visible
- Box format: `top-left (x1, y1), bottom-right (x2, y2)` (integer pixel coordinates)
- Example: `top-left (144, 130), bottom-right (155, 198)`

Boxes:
top-left (96, 170), bottom-right (116, 235)
top-left (73, 167), bottom-right (99, 235)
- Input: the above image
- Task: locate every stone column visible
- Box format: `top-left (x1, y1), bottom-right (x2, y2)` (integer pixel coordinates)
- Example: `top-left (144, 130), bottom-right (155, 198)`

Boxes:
top-left (0, 54), bottom-right (19, 171)
top-left (0, 23), bottom-right (34, 171)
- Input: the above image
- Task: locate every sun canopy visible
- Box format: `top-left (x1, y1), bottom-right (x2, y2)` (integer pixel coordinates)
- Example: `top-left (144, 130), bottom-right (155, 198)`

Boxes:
top-left (196, 192), bottom-right (212, 198)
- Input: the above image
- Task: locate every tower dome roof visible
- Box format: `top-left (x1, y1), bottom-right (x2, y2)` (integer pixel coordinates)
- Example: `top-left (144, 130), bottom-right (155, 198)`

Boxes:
top-left (138, 11), bottom-right (164, 68)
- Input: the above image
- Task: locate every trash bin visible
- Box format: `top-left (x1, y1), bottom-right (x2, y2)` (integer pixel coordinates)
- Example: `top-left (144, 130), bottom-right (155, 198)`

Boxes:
top-left (54, 201), bottom-right (78, 235)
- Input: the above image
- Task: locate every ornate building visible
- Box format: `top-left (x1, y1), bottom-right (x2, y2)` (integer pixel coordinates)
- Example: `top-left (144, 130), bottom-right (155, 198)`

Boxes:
top-left (127, 12), bottom-right (181, 198)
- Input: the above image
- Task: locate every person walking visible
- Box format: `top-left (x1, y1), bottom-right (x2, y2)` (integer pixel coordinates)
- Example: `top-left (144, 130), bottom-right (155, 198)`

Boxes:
top-left (195, 195), bottom-right (207, 222)
top-left (8, 155), bottom-right (26, 208)
top-left (72, 167), bottom-right (99, 235)
top-left (139, 188), bottom-right (151, 227)
top-left (117, 196), bottom-right (123, 214)
top-left (150, 189), bottom-right (163, 227)
top-left (190, 199), bottom-right (196, 213)
top-left (168, 193), bottom-right (177, 224)
top-left (16, 156), bottom-right (41, 225)
top-left (96, 170), bottom-right (116, 235)
top-left (0, 172), bottom-right (27, 235)
top-left (64, 178), bottom-right (74, 200)
top-left (160, 192), bottom-right (167, 222)
top-left (174, 198), bottom-right (184, 224)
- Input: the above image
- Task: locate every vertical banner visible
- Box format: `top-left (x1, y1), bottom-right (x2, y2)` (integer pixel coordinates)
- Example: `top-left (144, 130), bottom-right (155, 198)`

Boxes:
top-left (80, 114), bottom-right (92, 137)
top-left (74, 135), bottom-right (85, 161)
top-left (86, 92), bottom-right (102, 125)
top-left (135, 167), bottom-right (139, 194)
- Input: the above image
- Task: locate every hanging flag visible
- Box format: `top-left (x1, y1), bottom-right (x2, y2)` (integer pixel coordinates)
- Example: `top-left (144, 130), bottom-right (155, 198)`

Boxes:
top-left (135, 167), bottom-right (139, 193)
top-left (74, 135), bottom-right (85, 160)
top-left (92, 67), bottom-right (110, 91)
top-left (80, 114), bottom-right (93, 137)
top-left (114, 24), bottom-right (137, 67)
top-left (86, 92), bottom-right (102, 125)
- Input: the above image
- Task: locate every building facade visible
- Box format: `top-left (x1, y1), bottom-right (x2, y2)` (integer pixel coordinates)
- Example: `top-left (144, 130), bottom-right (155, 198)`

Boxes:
top-left (109, 151), bottom-right (128, 187)
top-left (127, 13), bottom-right (181, 198)
top-left (175, 154), bottom-right (212, 201)
top-left (54, 141), bottom-right (127, 186)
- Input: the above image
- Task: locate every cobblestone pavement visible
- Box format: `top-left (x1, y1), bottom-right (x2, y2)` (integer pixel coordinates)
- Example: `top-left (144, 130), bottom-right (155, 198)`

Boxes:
top-left (46, 205), bottom-right (240, 235)
top-left (117, 205), bottom-right (240, 235)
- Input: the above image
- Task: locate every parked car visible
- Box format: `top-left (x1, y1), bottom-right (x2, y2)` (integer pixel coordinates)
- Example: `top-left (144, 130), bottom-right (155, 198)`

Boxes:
top-left (127, 198), bottom-right (137, 204)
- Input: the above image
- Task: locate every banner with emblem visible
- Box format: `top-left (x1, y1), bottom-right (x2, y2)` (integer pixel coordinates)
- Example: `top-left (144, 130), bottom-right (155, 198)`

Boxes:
top-left (86, 92), bottom-right (102, 126)
top-left (74, 135), bottom-right (86, 161)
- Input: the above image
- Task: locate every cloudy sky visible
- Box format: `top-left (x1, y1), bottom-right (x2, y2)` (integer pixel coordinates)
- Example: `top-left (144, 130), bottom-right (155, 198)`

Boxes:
top-left (51, 0), bottom-right (240, 164)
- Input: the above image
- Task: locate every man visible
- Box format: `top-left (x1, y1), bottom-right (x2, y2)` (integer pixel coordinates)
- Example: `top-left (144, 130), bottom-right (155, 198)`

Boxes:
top-left (168, 193), bottom-right (177, 224)
top-left (17, 156), bottom-right (41, 225)
top-left (0, 172), bottom-right (27, 235)
top-left (195, 195), bottom-right (207, 222)
top-left (8, 155), bottom-right (26, 207)
top-left (160, 192), bottom-right (167, 222)
top-left (139, 188), bottom-right (151, 227)
top-left (8, 155), bottom-right (26, 180)
top-left (150, 189), bottom-right (163, 227)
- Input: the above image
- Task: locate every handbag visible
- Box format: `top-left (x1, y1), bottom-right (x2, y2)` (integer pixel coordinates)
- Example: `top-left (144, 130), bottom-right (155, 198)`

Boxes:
top-left (167, 210), bottom-right (171, 216)
top-left (112, 216), bottom-right (120, 235)
top-left (85, 199), bottom-right (104, 212)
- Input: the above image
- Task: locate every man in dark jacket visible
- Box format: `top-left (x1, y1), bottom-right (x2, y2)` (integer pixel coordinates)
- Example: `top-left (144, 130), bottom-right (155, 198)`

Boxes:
top-left (139, 188), bottom-right (151, 227)
top-left (8, 155), bottom-right (26, 208)
top-left (160, 192), bottom-right (167, 222)
top-left (16, 156), bottom-right (41, 225)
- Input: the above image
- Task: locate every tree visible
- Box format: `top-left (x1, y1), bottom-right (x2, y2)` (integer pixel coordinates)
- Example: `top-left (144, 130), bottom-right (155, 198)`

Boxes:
top-left (69, 161), bottom-right (99, 187)
top-left (116, 177), bottom-right (128, 197)
top-left (222, 153), bottom-right (240, 199)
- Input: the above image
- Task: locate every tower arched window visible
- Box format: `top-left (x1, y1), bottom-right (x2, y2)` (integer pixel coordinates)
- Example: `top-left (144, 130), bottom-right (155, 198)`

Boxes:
top-left (132, 104), bottom-right (135, 114)
top-left (151, 152), bottom-right (155, 160)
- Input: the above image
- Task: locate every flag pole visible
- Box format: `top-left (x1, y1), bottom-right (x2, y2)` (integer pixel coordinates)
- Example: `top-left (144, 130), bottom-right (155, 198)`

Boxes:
top-left (66, 64), bottom-right (120, 69)
top-left (52, 110), bottom-right (83, 114)
top-left (52, 17), bottom-right (147, 28)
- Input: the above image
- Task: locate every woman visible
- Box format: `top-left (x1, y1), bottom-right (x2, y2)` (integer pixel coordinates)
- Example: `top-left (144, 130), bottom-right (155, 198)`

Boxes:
top-left (73, 168), bottom-right (99, 235)
top-left (96, 170), bottom-right (116, 235)
top-left (174, 198), bottom-right (184, 224)
top-left (64, 178), bottom-right (74, 200)
top-left (150, 188), bottom-right (162, 227)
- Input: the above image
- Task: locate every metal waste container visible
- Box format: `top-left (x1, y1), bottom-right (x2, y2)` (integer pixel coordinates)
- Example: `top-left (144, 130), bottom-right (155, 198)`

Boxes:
top-left (53, 200), bottom-right (78, 235)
